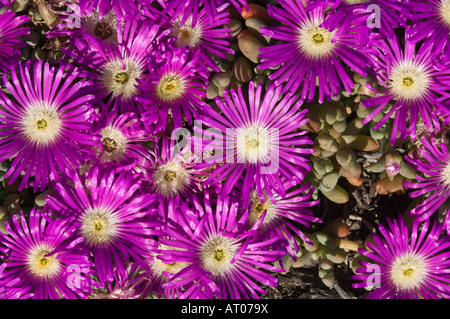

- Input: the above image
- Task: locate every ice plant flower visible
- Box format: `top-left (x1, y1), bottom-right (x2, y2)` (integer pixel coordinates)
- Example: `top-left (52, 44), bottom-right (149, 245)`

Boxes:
top-left (136, 45), bottom-right (209, 132)
top-left (403, 136), bottom-right (450, 234)
top-left (149, 1), bottom-right (233, 72)
top-left (67, 17), bottom-right (161, 116)
top-left (45, 167), bottom-right (163, 286)
top-left (0, 209), bottom-right (95, 299)
top-left (88, 111), bottom-right (155, 173)
top-left (360, 30), bottom-right (450, 145)
top-left (406, 0), bottom-right (450, 62)
top-left (0, 60), bottom-right (99, 192)
top-left (258, 0), bottom-right (369, 103)
top-left (195, 81), bottom-right (315, 204)
top-left (0, 10), bottom-right (29, 71)
top-left (158, 192), bottom-right (285, 299)
top-left (142, 134), bottom-right (204, 222)
top-left (352, 215), bottom-right (450, 298)
top-left (244, 181), bottom-right (321, 259)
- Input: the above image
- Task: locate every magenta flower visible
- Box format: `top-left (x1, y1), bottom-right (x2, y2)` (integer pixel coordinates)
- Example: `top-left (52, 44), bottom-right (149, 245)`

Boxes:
top-left (147, 1), bottom-right (233, 72)
top-left (258, 0), bottom-right (369, 103)
top-left (141, 134), bottom-right (204, 222)
top-left (352, 215), bottom-right (450, 299)
top-left (45, 167), bottom-right (163, 286)
top-left (403, 136), bottom-right (450, 234)
top-left (87, 111), bottom-right (155, 173)
top-left (360, 30), bottom-right (450, 145)
top-left (0, 60), bottom-right (99, 192)
top-left (67, 18), bottom-right (161, 116)
top-left (136, 46), bottom-right (209, 133)
top-left (244, 181), bottom-right (322, 259)
top-left (0, 209), bottom-right (95, 299)
top-left (158, 192), bottom-right (285, 299)
top-left (195, 81), bottom-right (314, 204)
top-left (0, 10), bottom-right (29, 71)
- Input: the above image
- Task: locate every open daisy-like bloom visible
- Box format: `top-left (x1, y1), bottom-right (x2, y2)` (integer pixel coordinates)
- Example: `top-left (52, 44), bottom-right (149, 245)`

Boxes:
top-left (0, 209), bottom-right (95, 299)
top-left (158, 192), bottom-right (285, 299)
top-left (136, 46), bottom-right (209, 132)
top-left (45, 167), bottom-right (163, 286)
top-left (352, 215), bottom-right (450, 298)
top-left (68, 17), bottom-right (161, 116)
top-left (258, 0), bottom-right (369, 103)
top-left (0, 10), bottom-right (29, 71)
top-left (0, 60), bottom-right (100, 192)
top-left (149, 1), bottom-right (234, 72)
top-left (360, 30), bottom-right (450, 145)
top-left (403, 136), bottom-right (450, 234)
top-left (88, 111), bottom-right (155, 173)
top-left (195, 81), bottom-right (315, 204)
top-left (244, 181), bottom-right (322, 259)
top-left (142, 134), bottom-right (204, 222)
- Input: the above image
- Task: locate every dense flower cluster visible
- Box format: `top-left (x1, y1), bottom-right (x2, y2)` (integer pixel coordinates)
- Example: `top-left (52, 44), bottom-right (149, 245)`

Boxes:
top-left (0, 0), bottom-right (450, 300)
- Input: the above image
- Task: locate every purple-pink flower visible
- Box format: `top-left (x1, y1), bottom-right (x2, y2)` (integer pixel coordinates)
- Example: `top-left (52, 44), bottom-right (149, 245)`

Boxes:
top-left (0, 209), bottom-right (95, 299)
top-left (136, 46), bottom-right (209, 133)
top-left (361, 30), bottom-right (450, 145)
top-left (0, 10), bottom-right (29, 71)
top-left (258, 0), bottom-right (369, 103)
top-left (158, 192), bottom-right (285, 299)
top-left (195, 81), bottom-right (314, 204)
top-left (0, 60), bottom-right (99, 192)
top-left (352, 215), bottom-right (450, 299)
top-left (45, 167), bottom-right (163, 287)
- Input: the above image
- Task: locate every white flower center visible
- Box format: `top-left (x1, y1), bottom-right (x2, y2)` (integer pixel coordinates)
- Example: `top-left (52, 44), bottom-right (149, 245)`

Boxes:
top-left (389, 60), bottom-right (431, 100)
top-left (81, 207), bottom-right (118, 246)
top-left (298, 19), bottom-right (336, 59)
top-left (27, 245), bottom-right (60, 278)
top-left (102, 57), bottom-right (143, 99)
top-left (201, 235), bottom-right (240, 277)
top-left (99, 126), bottom-right (127, 162)
top-left (440, 0), bottom-right (450, 28)
top-left (156, 73), bottom-right (185, 102)
top-left (171, 16), bottom-right (202, 48)
top-left (248, 190), bottom-right (277, 228)
top-left (390, 253), bottom-right (427, 290)
top-left (22, 103), bottom-right (62, 144)
top-left (236, 125), bottom-right (271, 163)
top-left (152, 161), bottom-right (189, 197)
